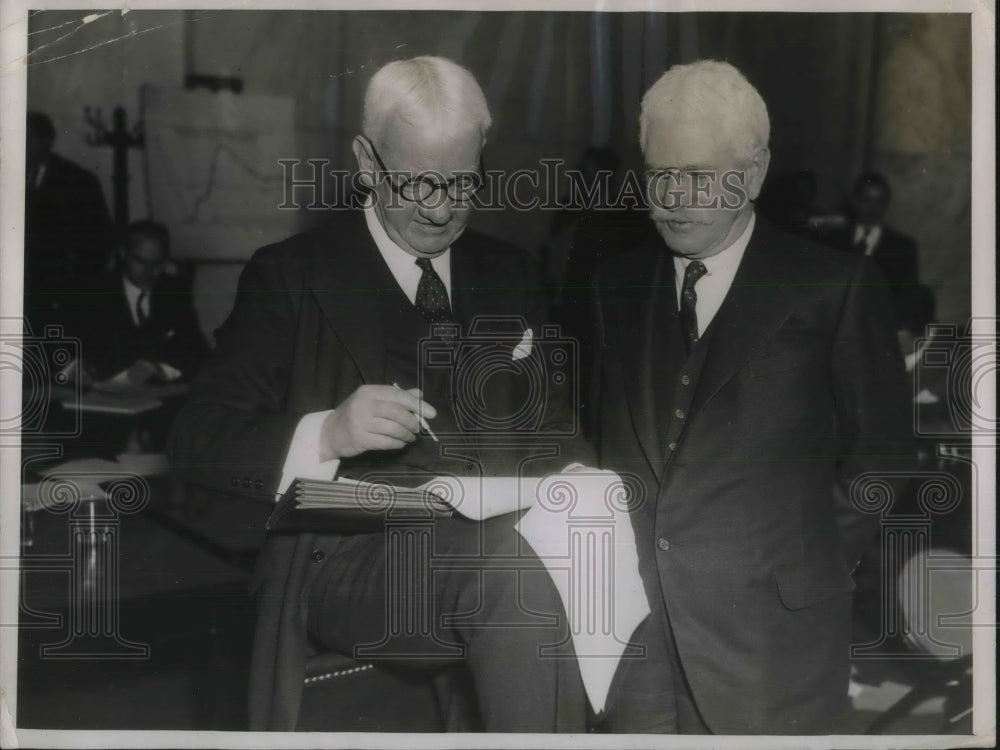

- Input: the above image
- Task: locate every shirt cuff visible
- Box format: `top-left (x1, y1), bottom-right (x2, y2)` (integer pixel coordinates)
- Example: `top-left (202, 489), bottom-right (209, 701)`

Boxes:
top-left (276, 409), bottom-right (340, 500)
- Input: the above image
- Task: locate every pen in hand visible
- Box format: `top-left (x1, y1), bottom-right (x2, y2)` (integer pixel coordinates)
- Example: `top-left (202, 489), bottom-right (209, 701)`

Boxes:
top-left (393, 382), bottom-right (439, 442)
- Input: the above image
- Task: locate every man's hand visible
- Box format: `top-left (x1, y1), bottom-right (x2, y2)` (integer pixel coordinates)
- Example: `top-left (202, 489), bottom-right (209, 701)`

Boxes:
top-left (127, 358), bottom-right (160, 385)
top-left (60, 359), bottom-right (95, 389)
top-left (319, 385), bottom-right (437, 461)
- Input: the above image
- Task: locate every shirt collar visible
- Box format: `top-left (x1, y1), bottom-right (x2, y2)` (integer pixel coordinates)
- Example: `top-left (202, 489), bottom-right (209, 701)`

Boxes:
top-left (363, 200), bottom-right (451, 305)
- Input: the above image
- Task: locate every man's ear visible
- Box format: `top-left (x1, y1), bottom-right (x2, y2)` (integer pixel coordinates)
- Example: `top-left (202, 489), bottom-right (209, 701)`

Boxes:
top-left (746, 146), bottom-right (771, 202)
top-left (352, 136), bottom-right (376, 189)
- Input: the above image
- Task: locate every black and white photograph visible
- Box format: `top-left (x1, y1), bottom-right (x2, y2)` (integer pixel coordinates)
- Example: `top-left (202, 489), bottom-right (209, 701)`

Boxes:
top-left (0, 2), bottom-right (994, 747)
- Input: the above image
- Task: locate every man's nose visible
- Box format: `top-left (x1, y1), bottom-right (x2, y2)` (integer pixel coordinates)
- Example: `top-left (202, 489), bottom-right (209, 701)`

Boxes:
top-left (650, 190), bottom-right (692, 216)
top-left (418, 193), bottom-right (455, 224)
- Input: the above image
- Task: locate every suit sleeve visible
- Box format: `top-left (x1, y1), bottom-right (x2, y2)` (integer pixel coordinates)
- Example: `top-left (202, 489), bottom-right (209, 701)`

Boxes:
top-left (168, 249), bottom-right (305, 500)
top-left (830, 256), bottom-right (915, 569)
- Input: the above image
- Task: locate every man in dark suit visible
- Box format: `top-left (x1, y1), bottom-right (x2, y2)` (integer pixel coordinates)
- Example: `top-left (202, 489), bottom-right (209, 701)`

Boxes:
top-left (73, 220), bottom-right (208, 382)
top-left (170, 57), bottom-right (593, 732)
top-left (24, 112), bottom-right (113, 328)
top-left (591, 60), bottom-right (912, 734)
top-left (822, 172), bottom-right (919, 330)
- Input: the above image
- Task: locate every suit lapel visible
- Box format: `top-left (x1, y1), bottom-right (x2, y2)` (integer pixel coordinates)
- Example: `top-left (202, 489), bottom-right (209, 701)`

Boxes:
top-left (450, 232), bottom-right (527, 331)
top-left (449, 232), bottom-right (478, 326)
top-left (687, 221), bottom-right (793, 421)
top-left (613, 247), bottom-right (673, 480)
top-left (308, 214), bottom-right (387, 385)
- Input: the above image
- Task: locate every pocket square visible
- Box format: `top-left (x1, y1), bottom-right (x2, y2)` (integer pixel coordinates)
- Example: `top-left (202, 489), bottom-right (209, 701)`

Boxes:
top-left (512, 327), bottom-right (533, 361)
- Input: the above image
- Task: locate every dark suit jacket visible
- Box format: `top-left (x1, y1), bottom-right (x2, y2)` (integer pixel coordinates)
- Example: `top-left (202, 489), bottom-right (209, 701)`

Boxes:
top-left (822, 223), bottom-right (919, 330)
top-left (169, 210), bottom-right (590, 730)
top-left (592, 217), bottom-right (911, 733)
top-left (24, 153), bottom-right (113, 327)
top-left (72, 271), bottom-right (209, 380)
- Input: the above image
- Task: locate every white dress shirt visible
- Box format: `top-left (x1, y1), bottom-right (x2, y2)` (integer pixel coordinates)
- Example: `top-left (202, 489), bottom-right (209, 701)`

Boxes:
top-left (276, 204), bottom-right (453, 497)
top-left (30, 161), bottom-right (47, 189)
top-left (364, 201), bottom-right (452, 304)
top-left (123, 276), bottom-right (150, 327)
top-left (672, 212), bottom-right (756, 336)
top-left (852, 223), bottom-right (882, 256)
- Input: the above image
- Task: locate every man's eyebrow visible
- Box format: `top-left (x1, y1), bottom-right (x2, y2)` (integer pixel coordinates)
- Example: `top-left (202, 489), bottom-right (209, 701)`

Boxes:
top-left (646, 164), bottom-right (713, 172)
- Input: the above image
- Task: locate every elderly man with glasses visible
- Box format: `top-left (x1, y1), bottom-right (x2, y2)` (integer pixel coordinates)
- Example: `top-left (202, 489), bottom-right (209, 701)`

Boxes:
top-left (170, 56), bottom-right (595, 732)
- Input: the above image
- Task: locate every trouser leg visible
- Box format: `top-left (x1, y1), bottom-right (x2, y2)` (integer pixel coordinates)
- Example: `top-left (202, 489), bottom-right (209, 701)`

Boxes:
top-left (306, 514), bottom-right (586, 732)
top-left (603, 603), bottom-right (710, 734)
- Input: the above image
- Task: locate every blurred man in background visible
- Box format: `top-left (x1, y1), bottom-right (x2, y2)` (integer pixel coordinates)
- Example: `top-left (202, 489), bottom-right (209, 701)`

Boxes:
top-left (24, 111), bottom-right (112, 328)
top-left (821, 172), bottom-right (919, 331)
top-left (72, 219), bottom-right (207, 383)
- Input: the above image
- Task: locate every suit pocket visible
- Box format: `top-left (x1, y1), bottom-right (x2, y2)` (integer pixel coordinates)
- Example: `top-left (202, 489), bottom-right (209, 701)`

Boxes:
top-left (772, 561), bottom-right (857, 610)
top-left (742, 353), bottom-right (808, 379)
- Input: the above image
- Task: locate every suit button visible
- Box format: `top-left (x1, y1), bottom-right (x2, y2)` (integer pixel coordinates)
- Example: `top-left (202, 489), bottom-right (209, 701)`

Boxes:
top-left (657, 538), bottom-right (671, 551)
top-left (680, 374), bottom-right (691, 386)
top-left (241, 477), bottom-right (251, 488)
top-left (667, 442), bottom-right (677, 451)
top-left (674, 408), bottom-right (685, 420)
top-left (254, 479), bottom-right (263, 490)
top-left (230, 477), bottom-right (239, 488)
top-left (311, 549), bottom-right (325, 564)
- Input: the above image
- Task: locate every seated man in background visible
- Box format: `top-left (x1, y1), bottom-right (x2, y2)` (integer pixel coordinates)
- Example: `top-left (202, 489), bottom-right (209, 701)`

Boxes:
top-left (73, 219), bottom-right (208, 383)
top-left (820, 172), bottom-right (919, 332)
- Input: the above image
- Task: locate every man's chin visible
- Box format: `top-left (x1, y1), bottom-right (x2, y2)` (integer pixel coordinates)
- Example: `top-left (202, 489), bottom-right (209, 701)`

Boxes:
top-left (407, 226), bottom-right (463, 255)
top-left (656, 223), bottom-right (707, 254)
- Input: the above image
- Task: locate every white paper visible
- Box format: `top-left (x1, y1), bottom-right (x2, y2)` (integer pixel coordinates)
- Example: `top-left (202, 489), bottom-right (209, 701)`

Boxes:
top-left (515, 468), bottom-right (650, 715)
top-left (419, 475), bottom-right (544, 520)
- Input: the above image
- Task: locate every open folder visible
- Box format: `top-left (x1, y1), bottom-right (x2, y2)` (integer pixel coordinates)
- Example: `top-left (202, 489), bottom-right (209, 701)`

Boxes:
top-left (266, 477), bottom-right (454, 533)
top-left (266, 474), bottom-right (547, 533)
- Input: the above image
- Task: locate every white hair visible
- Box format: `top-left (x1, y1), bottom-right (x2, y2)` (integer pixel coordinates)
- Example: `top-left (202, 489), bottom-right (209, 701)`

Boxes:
top-left (362, 56), bottom-right (491, 146)
top-left (639, 59), bottom-right (770, 162)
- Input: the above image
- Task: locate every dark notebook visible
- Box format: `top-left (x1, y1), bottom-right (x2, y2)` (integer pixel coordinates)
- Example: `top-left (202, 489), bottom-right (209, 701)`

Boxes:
top-left (266, 477), bottom-right (454, 534)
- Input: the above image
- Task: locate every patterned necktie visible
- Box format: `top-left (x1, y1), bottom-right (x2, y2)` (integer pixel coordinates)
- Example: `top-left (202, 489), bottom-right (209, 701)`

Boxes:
top-left (679, 260), bottom-right (708, 353)
top-left (415, 257), bottom-right (453, 324)
top-left (136, 291), bottom-right (149, 327)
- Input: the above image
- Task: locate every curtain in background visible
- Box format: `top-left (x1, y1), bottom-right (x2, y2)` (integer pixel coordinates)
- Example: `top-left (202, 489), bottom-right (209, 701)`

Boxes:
top-left (26, 10), bottom-right (971, 325)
